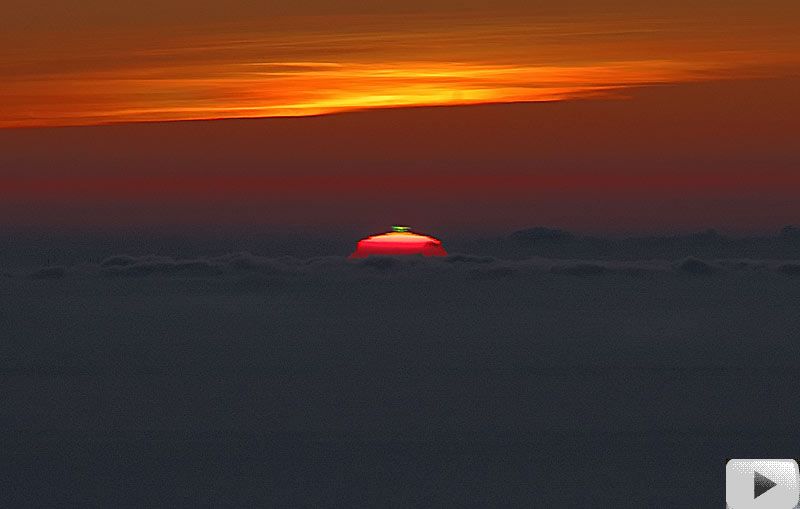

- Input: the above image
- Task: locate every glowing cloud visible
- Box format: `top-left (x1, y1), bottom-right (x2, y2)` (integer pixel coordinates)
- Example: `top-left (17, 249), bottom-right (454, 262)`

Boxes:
top-left (1, 12), bottom-right (798, 127)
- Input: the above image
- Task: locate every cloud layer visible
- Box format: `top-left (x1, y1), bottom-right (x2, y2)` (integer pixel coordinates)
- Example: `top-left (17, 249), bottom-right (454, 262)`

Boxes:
top-left (5, 11), bottom-right (796, 127)
top-left (16, 252), bottom-right (800, 280)
top-left (4, 244), bottom-right (800, 507)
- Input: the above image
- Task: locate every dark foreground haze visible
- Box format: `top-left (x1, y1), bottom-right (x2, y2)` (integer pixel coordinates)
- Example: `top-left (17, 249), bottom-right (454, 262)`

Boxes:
top-left (2, 229), bottom-right (800, 506)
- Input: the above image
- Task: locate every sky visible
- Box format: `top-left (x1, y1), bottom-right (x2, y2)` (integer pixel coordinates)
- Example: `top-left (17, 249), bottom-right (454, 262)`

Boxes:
top-left (3, 1), bottom-right (799, 127)
top-left (1, 0), bottom-right (798, 233)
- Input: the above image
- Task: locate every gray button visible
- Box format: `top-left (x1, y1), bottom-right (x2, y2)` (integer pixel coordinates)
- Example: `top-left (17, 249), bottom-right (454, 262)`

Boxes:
top-left (727, 459), bottom-right (800, 509)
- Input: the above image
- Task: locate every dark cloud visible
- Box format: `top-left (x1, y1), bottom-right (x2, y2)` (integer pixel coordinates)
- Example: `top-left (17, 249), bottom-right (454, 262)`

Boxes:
top-left (222, 252), bottom-right (292, 275)
top-left (99, 255), bottom-right (139, 267)
top-left (674, 257), bottom-right (719, 275)
top-left (490, 226), bottom-right (800, 261)
top-left (355, 256), bottom-right (404, 272)
top-left (98, 252), bottom-right (297, 278)
top-left (443, 254), bottom-right (495, 264)
top-left (28, 266), bottom-right (66, 279)
top-left (6, 227), bottom-right (800, 271)
top-left (102, 259), bottom-right (225, 278)
top-left (777, 263), bottom-right (800, 276)
top-left (780, 225), bottom-right (800, 239)
top-left (550, 262), bottom-right (609, 277)
top-left (15, 252), bottom-right (800, 282)
top-left (5, 243), bottom-right (800, 508)
top-left (468, 266), bottom-right (516, 279)
top-left (716, 259), bottom-right (768, 271)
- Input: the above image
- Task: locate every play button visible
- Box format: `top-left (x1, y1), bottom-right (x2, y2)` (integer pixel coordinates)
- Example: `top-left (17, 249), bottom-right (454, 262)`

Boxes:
top-left (754, 471), bottom-right (778, 499)
top-left (727, 459), bottom-right (800, 508)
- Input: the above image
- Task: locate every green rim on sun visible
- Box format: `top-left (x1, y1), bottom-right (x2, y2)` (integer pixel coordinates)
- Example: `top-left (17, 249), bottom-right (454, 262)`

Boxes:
top-left (392, 225), bottom-right (411, 232)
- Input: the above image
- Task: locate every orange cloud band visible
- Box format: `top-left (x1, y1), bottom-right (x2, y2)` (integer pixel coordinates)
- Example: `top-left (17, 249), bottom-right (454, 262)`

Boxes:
top-left (1, 13), bottom-right (798, 127)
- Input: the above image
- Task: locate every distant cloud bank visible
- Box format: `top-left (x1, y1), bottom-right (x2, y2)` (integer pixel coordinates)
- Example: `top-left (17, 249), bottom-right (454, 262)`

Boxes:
top-left (16, 252), bottom-right (800, 281)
